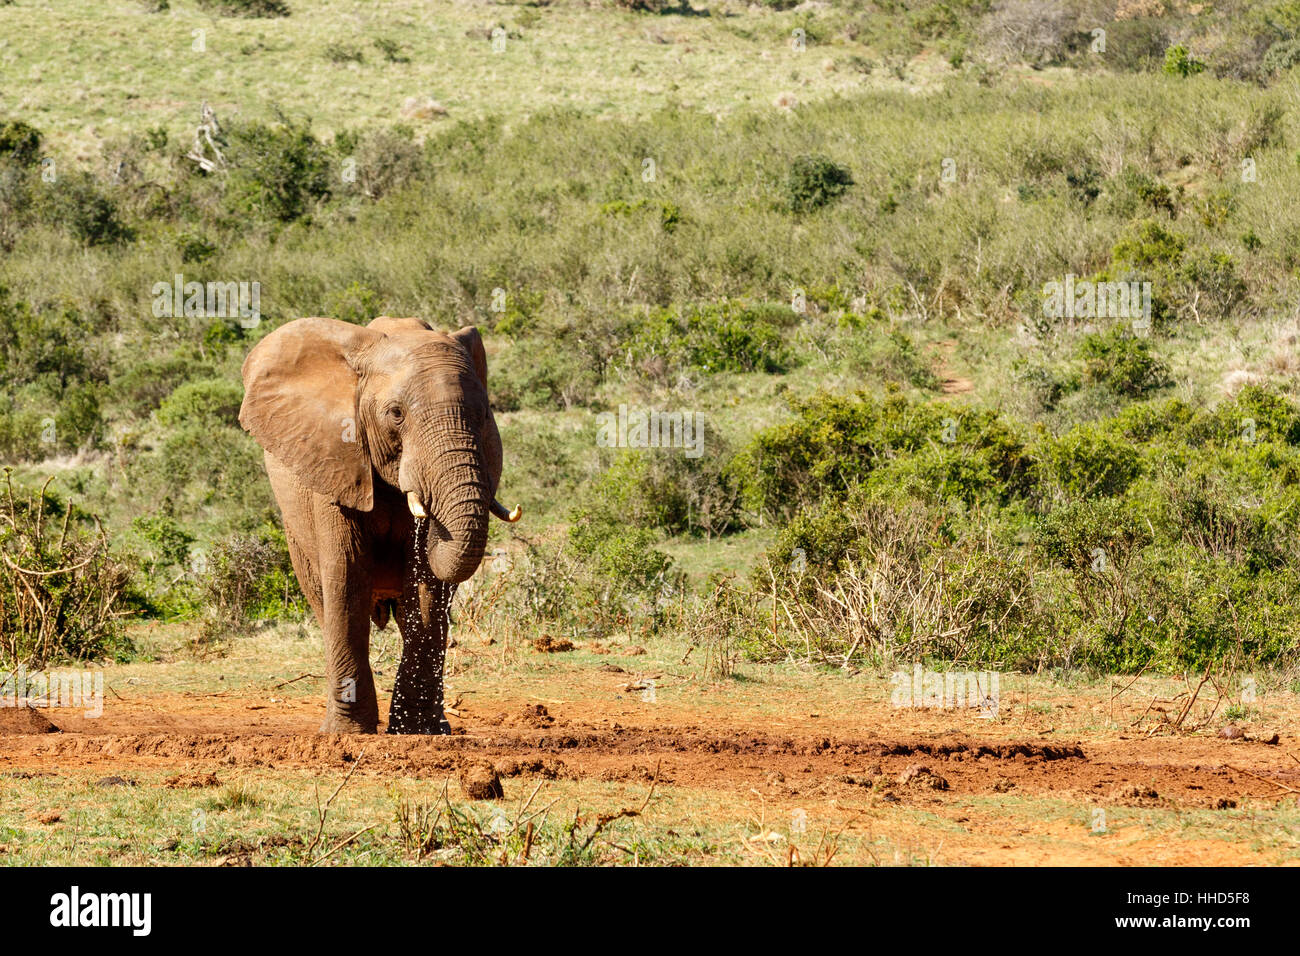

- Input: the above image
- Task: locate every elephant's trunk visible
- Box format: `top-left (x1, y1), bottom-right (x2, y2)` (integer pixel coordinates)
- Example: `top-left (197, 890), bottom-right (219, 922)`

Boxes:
top-left (406, 409), bottom-right (490, 585)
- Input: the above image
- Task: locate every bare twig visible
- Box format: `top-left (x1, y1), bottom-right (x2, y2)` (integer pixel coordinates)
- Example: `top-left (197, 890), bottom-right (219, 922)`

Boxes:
top-left (306, 749), bottom-right (367, 860)
top-left (271, 673), bottom-right (322, 689)
top-left (310, 824), bottom-right (378, 866)
top-left (1225, 764), bottom-right (1299, 795)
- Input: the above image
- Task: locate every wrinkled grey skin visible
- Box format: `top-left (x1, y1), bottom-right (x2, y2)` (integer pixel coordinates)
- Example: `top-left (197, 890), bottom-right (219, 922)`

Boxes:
top-left (239, 315), bottom-right (518, 734)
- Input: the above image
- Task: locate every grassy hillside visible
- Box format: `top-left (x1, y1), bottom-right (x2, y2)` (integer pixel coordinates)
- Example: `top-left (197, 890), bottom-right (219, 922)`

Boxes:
top-left (6, 0), bottom-right (1300, 677)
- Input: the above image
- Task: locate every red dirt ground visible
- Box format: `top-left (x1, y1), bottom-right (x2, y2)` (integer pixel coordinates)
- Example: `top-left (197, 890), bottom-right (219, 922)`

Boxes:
top-left (3, 690), bottom-right (1297, 813)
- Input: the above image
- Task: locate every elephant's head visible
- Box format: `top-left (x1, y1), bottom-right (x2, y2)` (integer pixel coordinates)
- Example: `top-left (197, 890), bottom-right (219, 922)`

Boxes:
top-left (238, 315), bottom-right (520, 584)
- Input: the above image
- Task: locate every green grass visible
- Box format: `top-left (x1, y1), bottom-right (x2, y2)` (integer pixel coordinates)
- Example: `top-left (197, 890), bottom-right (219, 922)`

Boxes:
top-left (0, 0), bottom-right (955, 160)
top-left (6, 765), bottom-right (1297, 866)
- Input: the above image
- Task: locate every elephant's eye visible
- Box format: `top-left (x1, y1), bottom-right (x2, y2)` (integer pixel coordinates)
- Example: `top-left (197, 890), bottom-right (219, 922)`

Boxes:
top-left (387, 405), bottom-right (404, 424)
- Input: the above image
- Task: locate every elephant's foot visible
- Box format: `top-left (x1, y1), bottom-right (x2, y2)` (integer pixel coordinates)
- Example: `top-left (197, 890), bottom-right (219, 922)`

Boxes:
top-left (318, 697), bottom-right (377, 733)
top-left (318, 671), bottom-right (378, 733)
top-left (386, 701), bottom-right (449, 735)
top-left (319, 710), bottom-right (378, 734)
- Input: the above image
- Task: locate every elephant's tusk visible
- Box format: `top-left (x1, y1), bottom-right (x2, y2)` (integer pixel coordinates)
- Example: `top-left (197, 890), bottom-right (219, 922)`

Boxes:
top-left (490, 499), bottom-right (522, 522)
top-left (407, 492), bottom-right (428, 518)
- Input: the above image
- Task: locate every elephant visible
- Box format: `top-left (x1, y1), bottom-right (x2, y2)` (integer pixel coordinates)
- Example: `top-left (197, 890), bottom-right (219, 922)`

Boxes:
top-left (238, 315), bottom-right (520, 734)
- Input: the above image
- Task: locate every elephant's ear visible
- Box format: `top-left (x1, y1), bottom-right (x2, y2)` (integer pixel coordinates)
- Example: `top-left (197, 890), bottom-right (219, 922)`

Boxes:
top-left (367, 315), bottom-right (432, 335)
top-left (450, 325), bottom-right (488, 388)
top-left (240, 318), bottom-right (381, 511)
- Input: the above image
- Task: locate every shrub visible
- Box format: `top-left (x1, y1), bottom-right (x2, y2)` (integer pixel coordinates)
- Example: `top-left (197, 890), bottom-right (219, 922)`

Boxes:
top-left (1179, 249), bottom-right (1246, 322)
top-left (491, 338), bottom-right (601, 411)
top-left (1156, 464), bottom-right (1295, 572)
top-left (200, 524), bottom-right (303, 636)
top-left (975, 0), bottom-right (1075, 66)
top-left (323, 42), bottom-right (365, 65)
top-left (1077, 328), bottom-right (1171, 397)
top-left (196, 0), bottom-right (289, 15)
top-left (1262, 38), bottom-right (1300, 75)
top-left (223, 115), bottom-right (330, 222)
top-left (1111, 219), bottom-right (1185, 270)
top-left (506, 525), bottom-right (679, 639)
top-left (0, 119), bottom-right (42, 167)
top-left (1163, 44), bottom-right (1205, 77)
top-left (754, 491), bottom-right (1044, 668)
top-left (332, 127), bottom-right (424, 201)
top-left (625, 301), bottom-right (793, 377)
top-left (177, 231), bottom-right (217, 264)
top-left (563, 473), bottom-right (682, 621)
top-left (568, 521), bottom-right (675, 596)
top-left (1012, 358), bottom-right (1080, 412)
top-left (1065, 164), bottom-right (1102, 205)
top-left (0, 289), bottom-right (93, 390)
top-left (784, 155), bottom-right (853, 213)
top-left (837, 328), bottom-right (940, 390)
top-left (734, 391), bottom-right (1035, 522)
top-left (1034, 497), bottom-right (1150, 576)
top-left (611, 0), bottom-right (674, 11)
top-left (1102, 18), bottom-right (1170, 73)
top-left (132, 513), bottom-right (196, 572)
top-left (373, 38), bottom-right (410, 63)
top-left (44, 174), bottom-right (135, 246)
top-left (598, 197), bottom-right (681, 233)
top-left (582, 437), bottom-right (743, 539)
top-left (155, 379), bottom-right (244, 429)
top-left (1039, 423), bottom-right (1141, 500)
top-left (0, 472), bottom-right (134, 669)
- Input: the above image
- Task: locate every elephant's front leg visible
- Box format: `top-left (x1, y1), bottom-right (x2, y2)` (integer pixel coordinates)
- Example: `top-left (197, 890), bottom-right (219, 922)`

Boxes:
top-left (388, 540), bottom-right (454, 735)
top-left (317, 511), bottom-right (379, 733)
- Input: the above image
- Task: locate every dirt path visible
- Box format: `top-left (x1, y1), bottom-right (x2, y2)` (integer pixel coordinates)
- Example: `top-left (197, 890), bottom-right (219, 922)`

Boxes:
top-left (4, 692), bottom-right (1296, 809)
top-left (934, 339), bottom-right (975, 395)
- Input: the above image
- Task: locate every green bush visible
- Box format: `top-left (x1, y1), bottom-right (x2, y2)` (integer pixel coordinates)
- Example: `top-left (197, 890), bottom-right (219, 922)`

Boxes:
top-left (177, 231), bottom-right (217, 264)
top-left (1111, 219), bottom-right (1185, 270)
top-left (508, 514), bottom-right (680, 637)
top-left (0, 119), bottom-right (42, 166)
top-left (581, 437), bottom-right (742, 538)
top-left (155, 379), bottom-right (244, 429)
top-left (43, 174), bottom-right (135, 246)
top-left (132, 513), bottom-right (196, 571)
top-left (1077, 328), bottom-right (1171, 398)
top-left (1012, 357), bottom-right (1080, 412)
top-left (196, 0), bottom-right (289, 16)
top-left (1163, 45), bottom-right (1205, 77)
top-left (626, 301), bottom-right (794, 377)
top-left (734, 391), bottom-right (1035, 521)
top-left (1034, 497), bottom-right (1150, 575)
top-left (223, 115), bottom-right (330, 222)
top-left (331, 127), bottom-right (424, 201)
top-left (491, 338), bottom-right (602, 410)
top-left (837, 328), bottom-right (940, 390)
top-left (1262, 38), bottom-right (1300, 74)
top-left (784, 154), bottom-right (854, 213)
top-left (0, 289), bottom-right (93, 390)
top-left (1039, 423), bottom-right (1141, 500)
top-left (598, 197), bottom-right (682, 233)
top-left (323, 42), bottom-right (365, 65)
top-left (201, 524), bottom-right (303, 634)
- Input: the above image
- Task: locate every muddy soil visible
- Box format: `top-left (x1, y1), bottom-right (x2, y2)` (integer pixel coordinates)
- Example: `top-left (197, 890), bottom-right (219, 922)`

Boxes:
top-left (2, 692), bottom-right (1296, 813)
